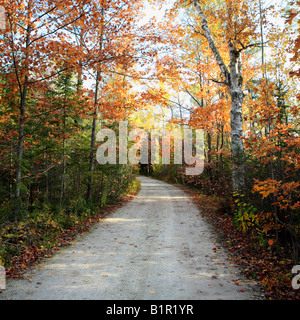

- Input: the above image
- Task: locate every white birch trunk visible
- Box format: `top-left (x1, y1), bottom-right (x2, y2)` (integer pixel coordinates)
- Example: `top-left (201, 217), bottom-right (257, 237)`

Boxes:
top-left (193, 0), bottom-right (245, 190)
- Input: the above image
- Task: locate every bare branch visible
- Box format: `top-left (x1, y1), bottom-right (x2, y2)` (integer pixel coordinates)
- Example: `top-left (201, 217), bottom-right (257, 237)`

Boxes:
top-left (185, 88), bottom-right (203, 108)
top-left (29, 14), bottom-right (84, 46)
top-left (192, 0), bottom-right (230, 86)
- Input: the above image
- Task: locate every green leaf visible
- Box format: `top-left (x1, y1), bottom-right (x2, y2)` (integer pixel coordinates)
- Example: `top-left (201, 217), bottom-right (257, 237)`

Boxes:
top-left (19, 182), bottom-right (29, 193)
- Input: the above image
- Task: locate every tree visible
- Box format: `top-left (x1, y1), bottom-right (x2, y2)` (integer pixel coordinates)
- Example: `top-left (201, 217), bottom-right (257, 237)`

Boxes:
top-left (285, 1), bottom-right (300, 85)
top-left (185, 0), bottom-right (262, 191)
top-left (0, 0), bottom-right (88, 219)
top-left (81, 0), bottom-right (159, 200)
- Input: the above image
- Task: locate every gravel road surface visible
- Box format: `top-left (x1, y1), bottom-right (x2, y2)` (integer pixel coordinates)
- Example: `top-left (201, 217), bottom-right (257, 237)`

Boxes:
top-left (0, 176), bottom-right (260, 300)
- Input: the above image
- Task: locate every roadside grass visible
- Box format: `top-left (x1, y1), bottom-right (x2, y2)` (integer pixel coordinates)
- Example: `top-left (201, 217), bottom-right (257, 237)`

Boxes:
top-left (0, 178), bottom-right (141, 279)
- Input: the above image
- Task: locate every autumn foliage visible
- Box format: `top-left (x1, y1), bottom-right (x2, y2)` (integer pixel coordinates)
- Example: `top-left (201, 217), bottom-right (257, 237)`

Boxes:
top-left (147, 0), bottom-right (300, 299)
top-left (0, 0), bottom-right (299, 300)
top-left (0, 0), bottom-right (151, 268)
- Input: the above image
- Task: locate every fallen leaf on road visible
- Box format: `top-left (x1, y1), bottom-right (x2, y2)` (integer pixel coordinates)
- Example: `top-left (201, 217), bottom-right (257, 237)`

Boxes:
top-left (150, 291), bottom-right (156, 294)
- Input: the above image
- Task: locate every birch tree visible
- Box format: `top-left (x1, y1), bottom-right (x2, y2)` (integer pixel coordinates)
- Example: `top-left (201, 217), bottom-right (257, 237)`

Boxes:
top-left (191, 0), bottom-right (261, 190)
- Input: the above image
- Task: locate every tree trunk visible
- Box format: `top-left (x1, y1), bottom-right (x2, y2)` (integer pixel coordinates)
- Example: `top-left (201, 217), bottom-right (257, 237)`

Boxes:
top-left (60, 102), bottom-right (67, 210)
top-left (75, 4), bottom-right (84, 93)
top-left (193, 0), bottom-right (245, 191)
top-left (87, 6), bottom-right (104, 201)
top-left (228, 42), bottom-right (245, 190)
top-left (87, 84), bottom-right (99, 201)
top-left (14, 19), bottom-right (32, 218)
top-left (15, 85), bottom-right (26, 217)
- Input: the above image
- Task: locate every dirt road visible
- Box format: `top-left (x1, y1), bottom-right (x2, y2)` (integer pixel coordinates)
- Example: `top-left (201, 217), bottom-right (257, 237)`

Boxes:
top-left (0, 176), bottom-right (260, 300)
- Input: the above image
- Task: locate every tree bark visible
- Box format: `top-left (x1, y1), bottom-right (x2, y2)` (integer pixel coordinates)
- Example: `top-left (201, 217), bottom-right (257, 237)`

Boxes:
top-left (228, 42), bottom-right (245, 190)
top-left (193, 0), bottom-right (245, 191)
top-left (14, 19), bottom-right (32, 218)
top-left (87, 6), bottom-right (104, 201)
top-left (87, 73), bottom-right (99, 201)
top-left (60, 95), bottom-right (67, 210)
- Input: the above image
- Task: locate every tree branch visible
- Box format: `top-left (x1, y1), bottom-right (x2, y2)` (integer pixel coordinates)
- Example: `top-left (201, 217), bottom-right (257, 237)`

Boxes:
top-left (29, 14), bottom-right (84, 46)
top-left (209, 78), bottom-right (227, 85)
top-left (185, 88), bottom-right (203, 108)
top-left (192, 0), bottom-right (231, 86)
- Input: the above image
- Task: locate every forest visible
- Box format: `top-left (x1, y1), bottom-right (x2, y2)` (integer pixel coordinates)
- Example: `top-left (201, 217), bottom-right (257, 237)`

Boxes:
top-left (0, 0), bottom-right (299, 300)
